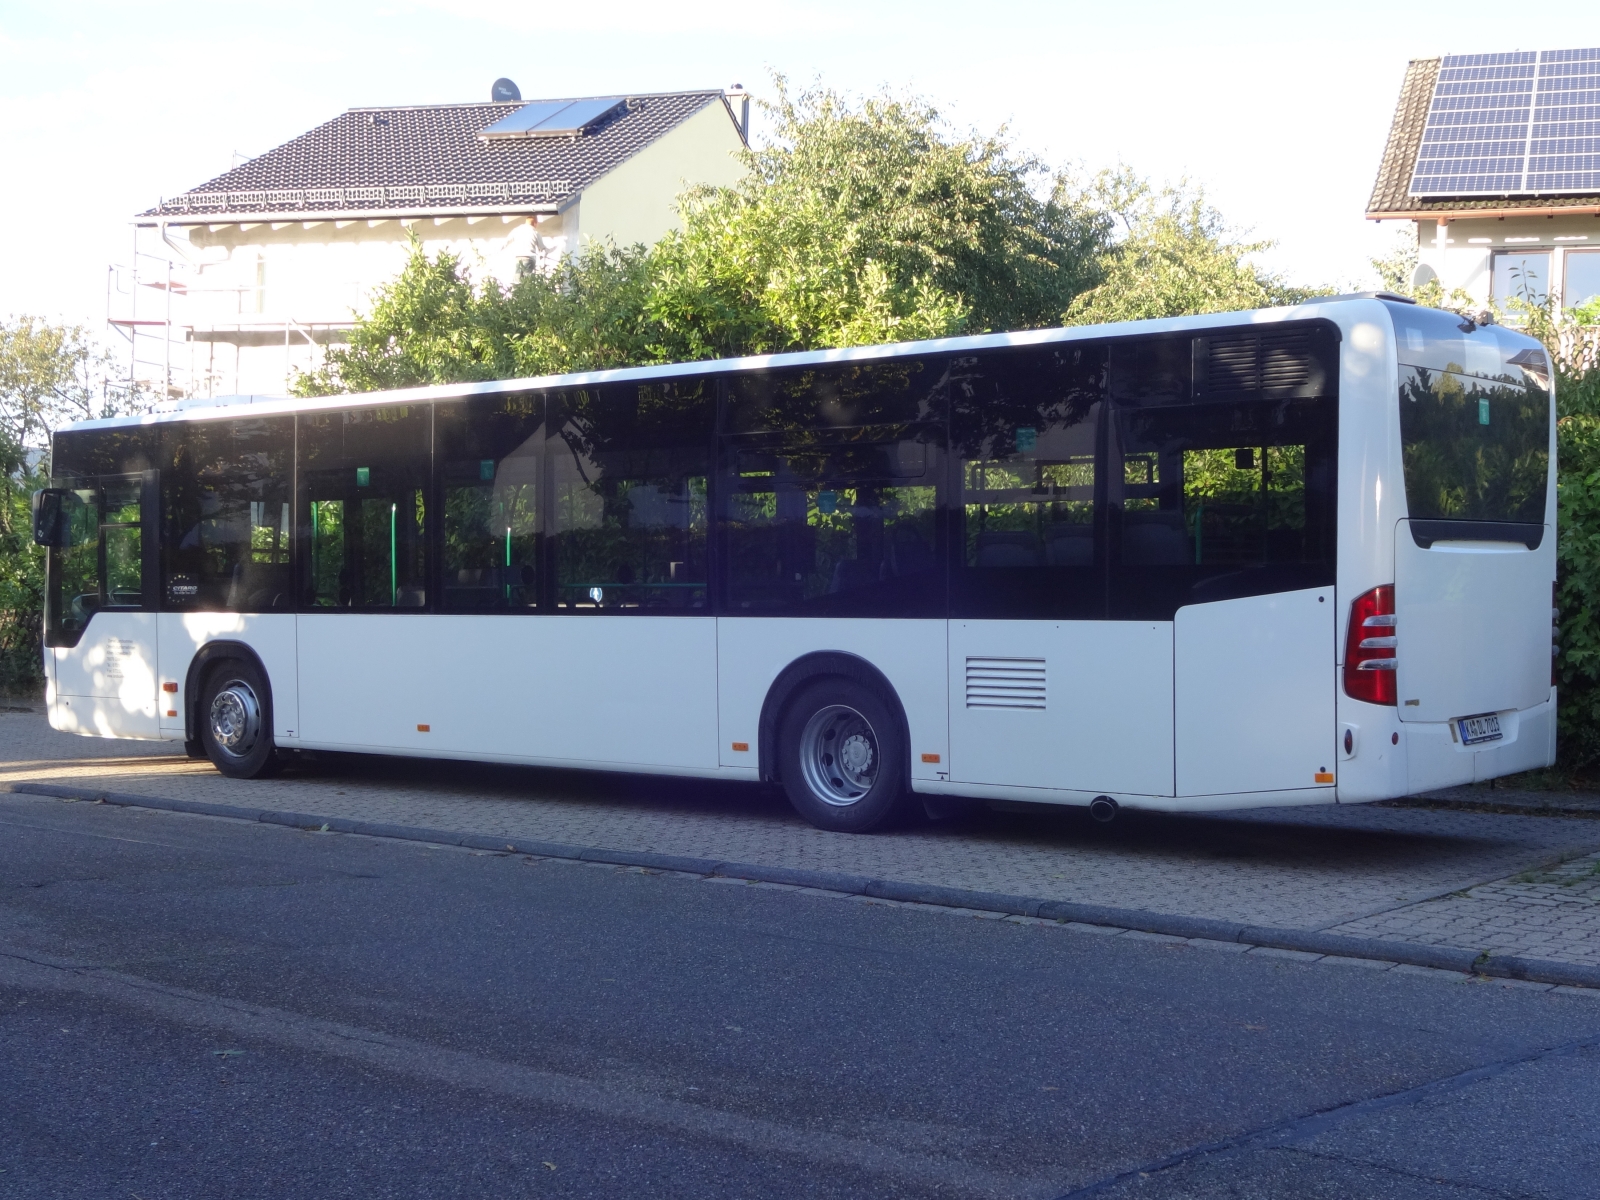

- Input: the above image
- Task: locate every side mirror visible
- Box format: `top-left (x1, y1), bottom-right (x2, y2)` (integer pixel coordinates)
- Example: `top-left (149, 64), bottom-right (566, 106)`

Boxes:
top-left (31, 489), bottom-right (68, 548)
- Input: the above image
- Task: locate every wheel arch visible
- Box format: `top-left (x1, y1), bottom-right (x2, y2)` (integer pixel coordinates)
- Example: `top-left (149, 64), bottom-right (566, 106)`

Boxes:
top-left (757, 651), bottom-right (910, 784)
top-left (184, 640), bottom-right (274, 745)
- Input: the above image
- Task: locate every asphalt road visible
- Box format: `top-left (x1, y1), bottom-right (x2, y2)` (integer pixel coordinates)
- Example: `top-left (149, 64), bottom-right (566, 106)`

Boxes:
top-left (3, 793), bottom-right (1598, 1199)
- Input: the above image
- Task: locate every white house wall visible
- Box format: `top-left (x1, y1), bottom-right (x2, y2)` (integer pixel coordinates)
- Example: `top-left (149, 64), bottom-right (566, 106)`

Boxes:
top-left (164, 216), bottom-right (552, 395)
top-left (567, 102), bottom-right (747, 252)
top-left (1411, 212), bottom-right (1600, 307)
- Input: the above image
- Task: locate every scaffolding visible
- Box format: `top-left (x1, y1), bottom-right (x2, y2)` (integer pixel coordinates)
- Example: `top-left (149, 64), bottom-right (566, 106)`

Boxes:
top-left (106, 227), bottom-right (347, 403)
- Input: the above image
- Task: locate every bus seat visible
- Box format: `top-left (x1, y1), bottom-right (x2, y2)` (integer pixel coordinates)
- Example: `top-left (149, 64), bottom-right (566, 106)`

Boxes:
top-left (1122, 512), bottom-right (1191, 565)
top-left (975, 531), bottom-right (1039, 568)
top-left (886, 525), bottom-right (935, 576)
top-left (829, 558), bottom-right (881, 593)
top-left (1045, 525), bottom-right (1094, 567)
top-left (228, 561), bottom-right (293, 610)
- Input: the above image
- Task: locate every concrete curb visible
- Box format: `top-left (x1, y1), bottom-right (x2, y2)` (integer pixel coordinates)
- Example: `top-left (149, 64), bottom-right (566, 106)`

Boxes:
top-left (11, 780), bottom-right (1599, 992)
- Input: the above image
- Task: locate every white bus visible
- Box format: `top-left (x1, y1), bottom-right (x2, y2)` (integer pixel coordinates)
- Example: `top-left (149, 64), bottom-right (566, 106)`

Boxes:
top-left (33, 295), bottom-right (1557, 832)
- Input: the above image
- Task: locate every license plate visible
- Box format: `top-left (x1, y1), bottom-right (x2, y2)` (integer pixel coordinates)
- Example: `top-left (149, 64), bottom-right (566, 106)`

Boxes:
top-left (1457, 713), bottom-right (1503, 746)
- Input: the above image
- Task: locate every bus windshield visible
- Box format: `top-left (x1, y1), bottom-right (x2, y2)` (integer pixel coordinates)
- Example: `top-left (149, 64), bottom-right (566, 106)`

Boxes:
top-left (1384, 302), bottom-right (1551, 527)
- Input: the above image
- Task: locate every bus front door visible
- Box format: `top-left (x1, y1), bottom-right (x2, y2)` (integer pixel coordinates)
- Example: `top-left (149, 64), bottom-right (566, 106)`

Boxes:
top-left (47, 472), bottom-right (161, 739)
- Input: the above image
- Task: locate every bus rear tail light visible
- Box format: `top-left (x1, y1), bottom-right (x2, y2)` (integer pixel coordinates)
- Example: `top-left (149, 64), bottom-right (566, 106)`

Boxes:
top-left (1344, 585), bottom-right (1397, 705)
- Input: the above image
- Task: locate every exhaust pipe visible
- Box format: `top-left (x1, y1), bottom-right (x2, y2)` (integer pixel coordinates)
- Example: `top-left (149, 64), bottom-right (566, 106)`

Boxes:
top-left (1088, 796), bottom-right (1119, 824)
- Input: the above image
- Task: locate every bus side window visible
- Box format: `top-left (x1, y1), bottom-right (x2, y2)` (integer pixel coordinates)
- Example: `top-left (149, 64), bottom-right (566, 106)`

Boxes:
top-left (1109, 397), bottom-right (1336, 618)
top-left (297, 405), bottom-right (431, 611)
top-left (949, 343), bottom-right (1106, 620)
top-left (437, 394), bottom-right (544, 612)
top-left (549, 380), bottom-right (713, 612)
top-left (720, 359), bottom-right (945, 617)
top-left (159, 417), bottom-right (293, 612)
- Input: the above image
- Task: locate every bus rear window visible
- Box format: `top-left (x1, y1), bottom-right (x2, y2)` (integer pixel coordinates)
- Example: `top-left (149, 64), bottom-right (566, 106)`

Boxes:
top-left (1397, 365), bottom-right (1549, 525)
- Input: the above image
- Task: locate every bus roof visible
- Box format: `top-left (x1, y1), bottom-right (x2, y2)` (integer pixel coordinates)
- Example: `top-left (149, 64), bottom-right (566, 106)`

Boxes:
top-left (64, 295), bottom-right (1410, 434)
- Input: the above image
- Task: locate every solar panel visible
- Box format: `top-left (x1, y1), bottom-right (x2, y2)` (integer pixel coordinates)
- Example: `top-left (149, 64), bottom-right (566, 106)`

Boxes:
top-left (1528, 48), bottom-right (1600, 192)
top-left (1409, 48), bottom-right (1600, 196)
top-left (479, 97), bottom-right (626, 140)
top-left (479, 101), bottom-right (571, 138)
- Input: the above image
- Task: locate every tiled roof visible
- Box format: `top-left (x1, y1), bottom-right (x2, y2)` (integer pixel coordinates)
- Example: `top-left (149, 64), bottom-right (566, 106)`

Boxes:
top-left (1367, 58), bottom-right (1600, 217)
top-left (141, 91), bottom-right (733, 221)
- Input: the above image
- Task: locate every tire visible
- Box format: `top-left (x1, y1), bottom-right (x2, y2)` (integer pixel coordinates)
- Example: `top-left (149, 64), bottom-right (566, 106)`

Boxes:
top-left (777, 677), bottom-right (907, 833)
top-left (199, 659), bottom-right (281, 779)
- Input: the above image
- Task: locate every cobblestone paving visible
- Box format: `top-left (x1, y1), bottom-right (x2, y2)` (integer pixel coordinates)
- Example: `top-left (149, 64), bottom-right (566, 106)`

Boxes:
top-left (1330, 850), bottom-right (1600, 966)
top-left (9, 714), bottom-right (1600, 963)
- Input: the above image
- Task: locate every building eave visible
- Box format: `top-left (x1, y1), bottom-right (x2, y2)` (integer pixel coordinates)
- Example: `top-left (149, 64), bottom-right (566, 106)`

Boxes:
top-left (1368, 203), bottom-right (1600, 221)
top-left (135, 202), bottom-right (564, 228)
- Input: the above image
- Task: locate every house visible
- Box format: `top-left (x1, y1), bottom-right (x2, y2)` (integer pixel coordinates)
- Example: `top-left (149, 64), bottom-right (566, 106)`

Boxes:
top-left (120, 82), bottom-right (750, 399)
top-left (1367, 50), bottom-right (1600, 315)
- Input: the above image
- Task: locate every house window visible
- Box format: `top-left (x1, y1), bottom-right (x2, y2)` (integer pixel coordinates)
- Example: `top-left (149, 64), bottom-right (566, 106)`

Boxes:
top-left (1492, 250), bottom-right (1551, 309)
top-left (1566, 249), bottom-right (1600, 314)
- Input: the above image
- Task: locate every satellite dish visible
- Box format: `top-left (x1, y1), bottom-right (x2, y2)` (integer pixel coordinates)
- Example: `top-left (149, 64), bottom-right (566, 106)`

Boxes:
top-left (492, 78), bottom-right (522, 103)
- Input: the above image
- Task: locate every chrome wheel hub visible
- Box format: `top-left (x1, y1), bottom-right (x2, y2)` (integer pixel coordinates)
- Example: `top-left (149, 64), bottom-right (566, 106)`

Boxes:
top-left (799, 704), bottom-right (879, 807)
top-left (209, 680), bottom-right (261, 758)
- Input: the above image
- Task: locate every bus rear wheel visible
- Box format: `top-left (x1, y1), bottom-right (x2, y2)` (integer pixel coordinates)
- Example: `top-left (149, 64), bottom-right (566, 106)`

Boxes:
top-left (200, 660), bottom-right (281, 780)
top-left (778, 679), bottom-right (907, 833)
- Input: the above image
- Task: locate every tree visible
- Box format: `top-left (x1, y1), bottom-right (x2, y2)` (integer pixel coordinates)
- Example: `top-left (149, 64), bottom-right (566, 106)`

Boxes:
top-left (1063, 172), bottom-right (1321, 325)
top-left (298, 80), bottom-right (1116, 395)
top-left (1370, 226), bottom-right (1419, 294)
top-left (643, 78), bottom-right (1110, 360)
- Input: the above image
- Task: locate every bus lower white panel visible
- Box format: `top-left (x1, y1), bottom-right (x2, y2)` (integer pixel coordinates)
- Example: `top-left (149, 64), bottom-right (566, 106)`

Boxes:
top-left (948, 621), bottom-right (1173, 797)
top-left (714, 619), bottom-right (948, 779)
top-left (50, 613), bottom-right (160, 739)
top-left (1394, 526), bottom-right (1553, 724)
top-left (914, 779), bottom-right (1337, 813)
top-left (1403, 694), bottom-right (1555, 794)
top-left (1174, 588), bottom-right (1336, 797)
top-left (157, 613), bottom-right (299, 740)
top-left (296, 614), bottom-right (720, 770)
top-left (1331, 700), bottom-right (1407, 804)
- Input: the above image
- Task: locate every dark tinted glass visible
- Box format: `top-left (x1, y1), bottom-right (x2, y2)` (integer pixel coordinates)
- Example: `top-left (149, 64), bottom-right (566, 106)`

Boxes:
top-left (1109, 335), bottom-right (1191, 405)
top-left (721, 358), bottom-right (946, 616)
top-left (159, 417), bottom-right (293, 611)
top-left (549, 379), bottom-right (713, 612)
top-left (949, 343), bottom-right (1106, 619)
top-left (50, 426), bottom-right (157, 480)
top-left (1384, 300), bottom-right (1547, 385)
top-left (1398, 366), bottom-right (1549, 525)
top-left (436, 394), bottom-right (544, 612)
top-left (1109, 396), bottom-right (1337, 619)
top-left (298, 405), bottom-right (430, 610)
top-left (43, 475), bottom-right (150, 646)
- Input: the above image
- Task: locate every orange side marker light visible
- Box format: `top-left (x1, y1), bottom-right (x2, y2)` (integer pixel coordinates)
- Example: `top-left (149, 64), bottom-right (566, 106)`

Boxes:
top-left (417, 724), bottom-right (430, 733)
top-left (731, 742), bottom-right (749, 752)
top-left (921, 753), bottom-right (941, 764)
top-left (1315, 770), bottom-right (1335, 784)
top-left (162, 682), bottom-right (178, 693)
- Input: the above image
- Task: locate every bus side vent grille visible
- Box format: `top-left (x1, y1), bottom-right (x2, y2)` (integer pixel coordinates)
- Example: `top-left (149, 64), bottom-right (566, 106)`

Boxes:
top-left (1203, 327), bottom-right (1321, 396)
top-left (1261, 328), bottom-right (1315, 389)
top-left (965, 657), bottom-right (1046, 709)
top-left (1208, 337), bottom-right (1259, 391)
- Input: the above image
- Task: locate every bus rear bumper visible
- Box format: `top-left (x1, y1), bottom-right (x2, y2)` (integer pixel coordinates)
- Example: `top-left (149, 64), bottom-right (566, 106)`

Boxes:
top-left (1335, 689), bottom-right (1557, 804)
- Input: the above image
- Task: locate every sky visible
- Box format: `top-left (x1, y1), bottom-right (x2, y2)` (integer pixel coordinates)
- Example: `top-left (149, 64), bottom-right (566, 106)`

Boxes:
top-left (3, 0), bottom-right (1597, 333)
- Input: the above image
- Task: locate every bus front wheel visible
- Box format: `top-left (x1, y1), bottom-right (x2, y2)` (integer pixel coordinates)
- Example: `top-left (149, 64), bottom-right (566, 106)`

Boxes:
top-left (200, 660), bottom-right (282, 780)
top-left (778, 678), bottom-right (907, 833)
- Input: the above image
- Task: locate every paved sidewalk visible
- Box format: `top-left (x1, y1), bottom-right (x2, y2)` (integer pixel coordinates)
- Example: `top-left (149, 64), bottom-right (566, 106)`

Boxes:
top-left (1330, 850), bottom-right (1600, 967)
top-left (4, 713), bottom-right (1599, 972)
